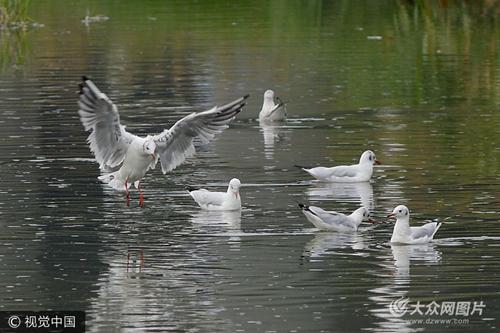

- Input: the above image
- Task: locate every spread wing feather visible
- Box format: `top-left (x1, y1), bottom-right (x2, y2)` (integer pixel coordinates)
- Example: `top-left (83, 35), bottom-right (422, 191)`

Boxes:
top-left (77, 77), bottom-right (137, 170)
top-left (153, 95), bottom-right (249, 174)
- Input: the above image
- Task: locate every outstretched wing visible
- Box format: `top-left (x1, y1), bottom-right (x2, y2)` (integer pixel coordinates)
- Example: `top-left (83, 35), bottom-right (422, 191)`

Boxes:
top-left (153, 94), bottom-right (249, 174)
top-left (77, 76), bottom-right (137, 170)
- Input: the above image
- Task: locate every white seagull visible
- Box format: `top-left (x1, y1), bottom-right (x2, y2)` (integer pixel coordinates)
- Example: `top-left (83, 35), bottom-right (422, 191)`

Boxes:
top-left (259, 89), bottom-right (287, 122)
top-left (299, 150), bottom-right (381, 182)
top-left (188, 178), bottom-right (241, 211)
top-left (388, 205), bottom-right (442, 244)
top-left (299, 204), bottom-right (374, 232)
top-left (77, 76), bottom-right (249, 207)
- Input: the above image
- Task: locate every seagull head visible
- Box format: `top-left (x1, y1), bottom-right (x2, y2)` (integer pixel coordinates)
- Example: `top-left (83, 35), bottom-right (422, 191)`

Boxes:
top-left (264, 90), bottom-right (275, 100)
top-left (228, 178), bottom-right (241, 198)
top-left (353, 207), bottom-right (376, 223)
top-left (388, 205), bottom-right (410, 220)
top-left (360, 150), bottom-right (381, 165)
top-left (143, 139), bottom-right (157, 160)
top-left (360, 207), bottom-right (376, 223)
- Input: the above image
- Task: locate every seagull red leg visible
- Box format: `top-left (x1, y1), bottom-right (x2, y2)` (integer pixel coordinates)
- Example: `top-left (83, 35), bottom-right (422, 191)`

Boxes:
top-left (139, 248), bottom-right (144, 272)
top-left (138, 182), bottom-right (144, 208)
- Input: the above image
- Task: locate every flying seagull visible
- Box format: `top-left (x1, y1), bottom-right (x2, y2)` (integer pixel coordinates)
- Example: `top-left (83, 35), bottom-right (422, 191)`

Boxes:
top-left (77, 76), bottom-right (249, 207)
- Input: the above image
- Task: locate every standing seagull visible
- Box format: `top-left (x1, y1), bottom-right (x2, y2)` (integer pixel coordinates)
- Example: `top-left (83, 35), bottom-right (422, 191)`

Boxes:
top-left (188, 178), bottom-right (241, 211)
top-left (259, 89), bottom-right (287, 123)
top-left (388, 205), bottom-right (442, 244)
top-left (299, 150), bottom-right (381, 182)
top-left (77, 76), bottom-right (249, 207)
top-left (299, 204), bottom-right (374, 232)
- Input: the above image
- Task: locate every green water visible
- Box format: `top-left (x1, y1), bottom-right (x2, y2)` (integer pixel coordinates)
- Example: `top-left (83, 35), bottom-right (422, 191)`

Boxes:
top-left (0, 1), bottom-right (498, 332)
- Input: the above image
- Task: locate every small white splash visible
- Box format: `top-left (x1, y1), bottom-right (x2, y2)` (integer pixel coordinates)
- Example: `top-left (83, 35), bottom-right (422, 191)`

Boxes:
top-left (82, 15), bottom-right (109, 25)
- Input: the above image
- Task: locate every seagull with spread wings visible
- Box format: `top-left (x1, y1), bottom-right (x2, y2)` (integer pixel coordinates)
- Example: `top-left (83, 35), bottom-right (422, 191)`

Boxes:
top-left (77, 76), bottom-right (249, 207)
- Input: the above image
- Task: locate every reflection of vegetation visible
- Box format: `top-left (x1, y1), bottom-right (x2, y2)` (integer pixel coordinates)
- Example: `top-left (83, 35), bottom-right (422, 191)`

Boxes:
top-left (383, 1), bottom-right (499, 182)
top-left (0, 0), bottom-right (31, 29)
top-left (394, 0), bottom-right (499, 106)
top-left (0, 29), bottom-right (29, 70)
top-left (0, 1), bottom-right (37, 71)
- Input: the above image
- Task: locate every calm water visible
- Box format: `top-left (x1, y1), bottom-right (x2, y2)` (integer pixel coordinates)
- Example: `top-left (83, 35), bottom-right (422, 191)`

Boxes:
top-left (0, 1), bottom-right (499, 332)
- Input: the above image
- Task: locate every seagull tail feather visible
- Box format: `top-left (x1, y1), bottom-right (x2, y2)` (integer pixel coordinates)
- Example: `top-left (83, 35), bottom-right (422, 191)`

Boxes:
top-left (98, 172), bottom-right (129, 192)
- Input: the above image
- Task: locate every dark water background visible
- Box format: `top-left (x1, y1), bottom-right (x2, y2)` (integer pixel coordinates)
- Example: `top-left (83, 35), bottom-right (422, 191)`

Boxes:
top-left (0, 1), bottom-right (498, 332)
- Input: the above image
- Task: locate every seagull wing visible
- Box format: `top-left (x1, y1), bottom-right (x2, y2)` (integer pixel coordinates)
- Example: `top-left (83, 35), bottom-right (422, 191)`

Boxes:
top-left (411, 222), bottom-right (440, 240)
top-left (267, 101), bottom-right (285, 116)
top-left (152, 95), bottom-right (249, 174)
top-left (308, 206), bottom-right (352, 228)
top-left (190, 189), bottom-right (226, 207)
top-left (329, 165), bottom-right (359, 178)
top-left (77, 77), bottom-right (137, 170)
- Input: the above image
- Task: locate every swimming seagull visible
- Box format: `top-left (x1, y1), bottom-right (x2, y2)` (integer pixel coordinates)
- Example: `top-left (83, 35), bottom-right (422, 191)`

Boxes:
top-left (77, 76), bottom-right (249, 207)
top-left (299, 204), bottom-right (374, 232)
top-left (188, 178), bottom-right (241, 211)
top-left (298, 150), bottom-right (381, 182)
top-left (259, 89), bottom-right (287, 122)
top-left (388, 205), bottom-right (442, 244)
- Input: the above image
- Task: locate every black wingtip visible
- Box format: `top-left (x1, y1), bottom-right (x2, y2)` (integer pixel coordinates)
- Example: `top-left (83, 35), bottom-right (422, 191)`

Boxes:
top-left (294, 164), bottom-right (310, 170)
top-left (298, 203), bottom-right (308, 209)
top-left (78, 76), bottom-right (90, 94)
top-left (276, 96), bottom-right (288, 105)
top-left (243, 94), bottom-right (250, 99)
top-left (186, 185), bottom-right (198, 192)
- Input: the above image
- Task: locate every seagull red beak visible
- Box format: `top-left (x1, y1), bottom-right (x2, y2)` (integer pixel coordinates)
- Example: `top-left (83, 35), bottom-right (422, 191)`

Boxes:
top-left (387, 212), bottom-right (396, 219)
top-left (368, 218), bottom-right (377, 224)
top-left (151, 151), bottom-right (157, 161)
top-left (374, 159), bottom-right (381, 165)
